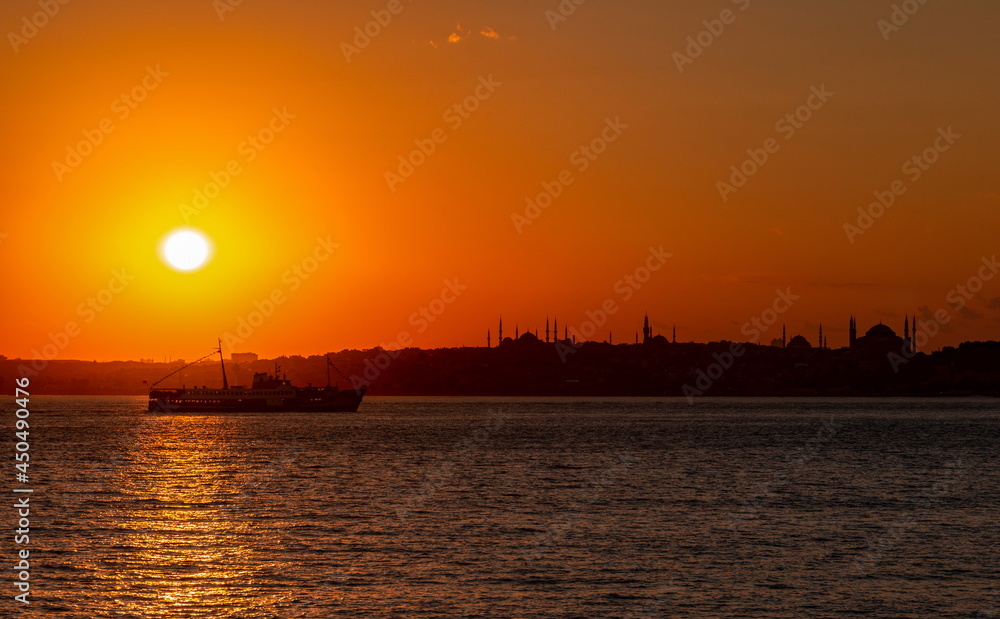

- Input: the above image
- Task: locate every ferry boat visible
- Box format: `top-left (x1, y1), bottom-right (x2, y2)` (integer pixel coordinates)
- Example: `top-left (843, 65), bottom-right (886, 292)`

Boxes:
top-left (147, 341), bottom-right (365, 413)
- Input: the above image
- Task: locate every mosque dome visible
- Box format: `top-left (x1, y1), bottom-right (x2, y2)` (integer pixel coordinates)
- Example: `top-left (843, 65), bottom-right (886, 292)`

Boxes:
top-left (787, 335), bottom-right (812, 349)
top-left (865, 323), bottom-right (897, 338)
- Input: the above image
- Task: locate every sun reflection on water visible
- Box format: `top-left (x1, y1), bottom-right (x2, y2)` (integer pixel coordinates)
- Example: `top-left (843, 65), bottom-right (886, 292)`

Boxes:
top-left (94, 415), bottom-right (293, 618)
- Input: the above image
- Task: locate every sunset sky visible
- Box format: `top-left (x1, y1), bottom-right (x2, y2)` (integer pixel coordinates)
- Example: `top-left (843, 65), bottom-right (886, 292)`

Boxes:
top-left (1, 0), bottom-right (998, 361)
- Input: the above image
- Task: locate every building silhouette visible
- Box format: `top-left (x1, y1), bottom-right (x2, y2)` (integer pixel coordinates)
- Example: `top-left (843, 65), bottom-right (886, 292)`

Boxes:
top-left (491, 313), bottom-right (920, 354)
top-left (850, 316), bottom-right (914, 355)
top-left (642, 313), bottom-right (670, 344)
top-left (231, 352), bottom-right (259, 365)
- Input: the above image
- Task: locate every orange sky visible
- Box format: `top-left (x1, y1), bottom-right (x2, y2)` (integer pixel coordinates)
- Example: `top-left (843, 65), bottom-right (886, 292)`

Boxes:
top-left (1, 0), bottom-right (998, 361)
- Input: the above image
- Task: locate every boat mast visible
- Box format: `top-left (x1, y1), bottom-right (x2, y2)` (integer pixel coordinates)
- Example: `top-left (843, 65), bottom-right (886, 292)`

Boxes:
top-left (218, 338), bottom-right (229, 389)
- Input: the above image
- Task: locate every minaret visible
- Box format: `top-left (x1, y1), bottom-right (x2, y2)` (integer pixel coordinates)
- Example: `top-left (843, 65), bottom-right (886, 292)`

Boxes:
top-left (609, 331), bottom-right (613, 345)
top-left (849, 316), bottom-right (857, 348)
top-left (564, 325), bottom-right (568, 341)
top-left (515, 324), bottom-right (519, 339)
top-left (545, 316), bottom-right (550, 343)
top-left (487, 330), bottom-right (491, 349)
top-left (782, 324), bottom-right (787, 348)
top-left (553, 317), bottom-right (558, 342)
top-left (672, 325), bottom-right (677, 344)
top-left (499, 316), bottom-right (503, 343)
top-left (643, 313), bottom-right (651, 343)
top-left (819, 324), bottom-right (824, 349)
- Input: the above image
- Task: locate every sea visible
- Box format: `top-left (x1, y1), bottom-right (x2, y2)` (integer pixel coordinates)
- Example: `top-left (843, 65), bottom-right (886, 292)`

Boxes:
top-left (2, 396), bottom-right (998, 618)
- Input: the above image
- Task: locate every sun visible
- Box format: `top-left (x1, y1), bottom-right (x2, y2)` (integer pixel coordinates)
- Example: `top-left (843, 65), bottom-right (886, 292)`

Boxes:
top-left (159, 227), bottom-right (214, 272)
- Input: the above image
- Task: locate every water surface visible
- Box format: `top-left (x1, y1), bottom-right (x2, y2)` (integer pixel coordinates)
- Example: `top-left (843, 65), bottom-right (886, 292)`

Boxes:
top-left (3, 397), bottom-right (999, 618)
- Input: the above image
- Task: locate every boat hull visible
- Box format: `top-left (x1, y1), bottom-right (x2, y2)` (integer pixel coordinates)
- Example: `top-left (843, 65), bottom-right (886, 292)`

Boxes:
top-left (148, 388), bottom-right (365, 413)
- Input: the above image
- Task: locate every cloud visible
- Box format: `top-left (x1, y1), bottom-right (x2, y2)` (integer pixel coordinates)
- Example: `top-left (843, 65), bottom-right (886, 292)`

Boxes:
top-left (706, 272), bottom-right (880, 288)
top-left (958, 306), bottom-right (984, 320)
top-left (429, 24), bottom-right (514, 48)
top-left (702, 272), bottom-right (782, 285)
top-left (918, 305), bottom-right (953, 332)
